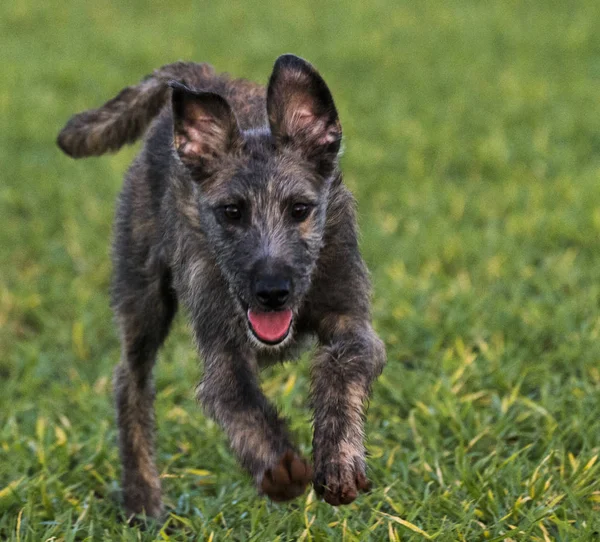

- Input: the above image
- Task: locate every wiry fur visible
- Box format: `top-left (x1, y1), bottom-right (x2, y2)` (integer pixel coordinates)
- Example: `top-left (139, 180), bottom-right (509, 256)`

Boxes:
top-left (57, 55), bottom-right (386, 518)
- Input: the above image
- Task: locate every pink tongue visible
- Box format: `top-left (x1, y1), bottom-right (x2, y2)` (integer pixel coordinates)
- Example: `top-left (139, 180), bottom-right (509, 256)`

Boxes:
top-left (247, 309), bottom-right (293, 343)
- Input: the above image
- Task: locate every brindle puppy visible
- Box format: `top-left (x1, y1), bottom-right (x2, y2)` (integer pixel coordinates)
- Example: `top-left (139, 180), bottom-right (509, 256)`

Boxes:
top-left (57, 55), bottom-right (386, 518)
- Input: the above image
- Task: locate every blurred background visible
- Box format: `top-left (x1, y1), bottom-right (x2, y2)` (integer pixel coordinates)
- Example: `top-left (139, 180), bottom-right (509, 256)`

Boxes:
top-left (1, 1), bottom-right (600, 539)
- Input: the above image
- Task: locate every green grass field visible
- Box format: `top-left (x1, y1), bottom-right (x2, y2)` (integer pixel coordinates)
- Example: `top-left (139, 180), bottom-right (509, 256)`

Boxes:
top-left (2, 1), bottom-right (600, 540)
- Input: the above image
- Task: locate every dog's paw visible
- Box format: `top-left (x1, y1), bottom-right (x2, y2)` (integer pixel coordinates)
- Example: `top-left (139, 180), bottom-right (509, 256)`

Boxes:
top-left (122, 482), bottom-right (164, 520)
top-left (314, 459), bottom-right (371, 506)
top-left (260, 450), bottom-right (313, 502)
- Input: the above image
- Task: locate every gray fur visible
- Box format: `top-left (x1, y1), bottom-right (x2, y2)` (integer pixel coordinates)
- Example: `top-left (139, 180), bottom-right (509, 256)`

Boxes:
top-left (57, 54), bottom-right (386, 517)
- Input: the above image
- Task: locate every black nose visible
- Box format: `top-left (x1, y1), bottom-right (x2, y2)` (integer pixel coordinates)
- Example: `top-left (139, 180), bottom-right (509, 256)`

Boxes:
top-left (254, 276), bottom-right (290, 309)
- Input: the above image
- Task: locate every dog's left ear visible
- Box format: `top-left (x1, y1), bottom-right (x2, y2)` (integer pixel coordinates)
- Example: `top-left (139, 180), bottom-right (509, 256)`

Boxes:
top-left (267, 55), bottom-right (342, 174)
top-left (170, 81), bottom-right (241, 179)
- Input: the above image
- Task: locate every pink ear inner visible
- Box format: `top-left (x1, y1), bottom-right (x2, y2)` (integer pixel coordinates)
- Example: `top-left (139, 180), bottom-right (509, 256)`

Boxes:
top-left (175, 102), bottom-right (236, 161)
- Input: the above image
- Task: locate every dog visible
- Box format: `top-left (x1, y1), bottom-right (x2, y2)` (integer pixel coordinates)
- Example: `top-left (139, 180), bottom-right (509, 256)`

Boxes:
top-left (57, 54), bottom-right (386, 518)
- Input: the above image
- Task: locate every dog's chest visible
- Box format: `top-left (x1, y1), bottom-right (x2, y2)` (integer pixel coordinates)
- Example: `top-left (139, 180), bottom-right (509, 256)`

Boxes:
top-left (255, 331), bottom-right (316, 368)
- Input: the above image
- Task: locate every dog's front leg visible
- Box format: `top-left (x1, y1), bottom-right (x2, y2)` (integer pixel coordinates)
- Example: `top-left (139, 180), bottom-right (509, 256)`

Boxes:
top-left (197, 346), bottom-right (312, 501)
top-left (311, 317), bottom-right (386, 505)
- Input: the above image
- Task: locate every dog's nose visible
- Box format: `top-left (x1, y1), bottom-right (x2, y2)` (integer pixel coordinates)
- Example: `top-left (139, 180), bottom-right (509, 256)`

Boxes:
top-left (254, 276), bottom-right (291, 309)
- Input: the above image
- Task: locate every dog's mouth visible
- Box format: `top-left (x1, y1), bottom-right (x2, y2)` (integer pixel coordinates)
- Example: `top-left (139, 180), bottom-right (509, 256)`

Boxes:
top-left (247, 308), bottom-right (293, 345)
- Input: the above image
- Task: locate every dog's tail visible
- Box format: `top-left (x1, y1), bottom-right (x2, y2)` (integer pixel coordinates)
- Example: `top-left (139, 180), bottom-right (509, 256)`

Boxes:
top-left (57, 61), bottom-right (216, 158)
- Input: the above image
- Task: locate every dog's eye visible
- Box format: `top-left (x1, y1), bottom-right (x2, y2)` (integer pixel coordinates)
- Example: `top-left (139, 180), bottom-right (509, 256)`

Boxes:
top-left (223, 204), bottom-right (242, 221)
top-left (291, 203), bottom-right (311, 221)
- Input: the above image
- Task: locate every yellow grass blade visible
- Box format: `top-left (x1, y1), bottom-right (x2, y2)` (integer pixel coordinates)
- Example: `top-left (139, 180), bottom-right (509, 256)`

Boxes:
top-left (379, 512), bottom-right (432, 539)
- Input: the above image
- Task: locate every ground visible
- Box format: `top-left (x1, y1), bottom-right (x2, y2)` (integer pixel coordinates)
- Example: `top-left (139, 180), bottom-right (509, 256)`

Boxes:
top-left (1, 1), bottom-right (600, 540)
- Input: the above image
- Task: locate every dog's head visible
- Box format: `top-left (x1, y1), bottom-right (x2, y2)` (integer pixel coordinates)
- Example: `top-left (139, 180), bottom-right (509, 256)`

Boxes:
top-left (171, 55), bottom-right (342, 348)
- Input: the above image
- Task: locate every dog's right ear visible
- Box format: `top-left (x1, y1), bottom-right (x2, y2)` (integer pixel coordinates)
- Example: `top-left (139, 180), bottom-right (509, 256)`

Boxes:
top-left (170, 81), bottom-right (241, 177)
top-left (267, 55), bottom-right (342, 176)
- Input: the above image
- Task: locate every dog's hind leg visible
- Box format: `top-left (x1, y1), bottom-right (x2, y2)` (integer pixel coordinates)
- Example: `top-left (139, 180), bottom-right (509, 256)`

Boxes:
top-left (112, 264), bottom-right (177, 519)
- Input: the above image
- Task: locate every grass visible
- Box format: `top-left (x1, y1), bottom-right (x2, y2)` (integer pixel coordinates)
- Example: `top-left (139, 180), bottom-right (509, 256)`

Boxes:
top-left (2, 0), bottom-right (600, 539)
